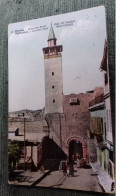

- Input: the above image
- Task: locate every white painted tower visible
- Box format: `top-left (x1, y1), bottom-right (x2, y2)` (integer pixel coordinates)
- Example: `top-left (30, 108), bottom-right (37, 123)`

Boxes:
top-left (43, 24), bottom-right (63, 114)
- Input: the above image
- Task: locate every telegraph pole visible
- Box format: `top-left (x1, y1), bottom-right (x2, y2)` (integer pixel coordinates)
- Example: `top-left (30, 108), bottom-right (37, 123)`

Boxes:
top-left (24, 116), bottom-right (26, 171)
top-left (22, 113), bottom-right (28, 171)
top-left (20, 113), bottom-right (30, 171)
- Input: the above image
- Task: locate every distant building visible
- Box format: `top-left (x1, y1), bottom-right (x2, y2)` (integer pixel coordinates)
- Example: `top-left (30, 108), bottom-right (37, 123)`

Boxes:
top-left (8, 128), bottom-right (46, 170)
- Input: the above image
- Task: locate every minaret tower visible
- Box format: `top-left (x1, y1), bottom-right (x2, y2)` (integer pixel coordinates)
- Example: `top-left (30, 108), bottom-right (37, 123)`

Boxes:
top-left (43, 24), bottom-right (63, 114)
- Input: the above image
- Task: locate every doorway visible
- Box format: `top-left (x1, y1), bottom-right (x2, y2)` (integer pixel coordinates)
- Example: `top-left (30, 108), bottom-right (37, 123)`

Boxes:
top-left (69, 140), bottom-right (83, 162)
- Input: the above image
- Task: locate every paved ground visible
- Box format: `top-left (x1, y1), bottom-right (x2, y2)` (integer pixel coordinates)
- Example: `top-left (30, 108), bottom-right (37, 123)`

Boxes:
top-left (37, 165), bottom-right (103, 193)
top-left (90, 162), bottom-right (115, 193)
top-left (9, 165), bottom-right (108, 193)
top-left (8, 170), bottom-right (48, 186)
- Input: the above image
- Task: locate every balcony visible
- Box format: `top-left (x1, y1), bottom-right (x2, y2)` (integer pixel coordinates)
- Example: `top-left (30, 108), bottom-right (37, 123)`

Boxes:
top-left (89, 94), bottom-right (104, 108)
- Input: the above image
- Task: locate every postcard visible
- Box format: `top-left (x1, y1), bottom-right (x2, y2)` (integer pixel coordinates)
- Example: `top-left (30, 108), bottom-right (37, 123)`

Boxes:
top-left (8, 6), bottom-right (115, 193)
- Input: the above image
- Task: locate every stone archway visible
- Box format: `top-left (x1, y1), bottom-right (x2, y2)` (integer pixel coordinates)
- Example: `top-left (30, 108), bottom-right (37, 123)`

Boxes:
top-left (67, 136), bottom-right (87, 160)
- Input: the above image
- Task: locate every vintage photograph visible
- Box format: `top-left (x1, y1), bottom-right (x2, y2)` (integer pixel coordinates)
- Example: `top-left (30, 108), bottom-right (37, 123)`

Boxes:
top-left (8, 6), bottom-right (115, 193)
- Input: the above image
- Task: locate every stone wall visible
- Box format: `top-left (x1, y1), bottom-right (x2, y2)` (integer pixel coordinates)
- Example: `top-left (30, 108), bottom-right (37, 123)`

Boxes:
top-left (63, 93), bottom-right (93, 141)
top-left (48, 91), bottom-right (96, 157)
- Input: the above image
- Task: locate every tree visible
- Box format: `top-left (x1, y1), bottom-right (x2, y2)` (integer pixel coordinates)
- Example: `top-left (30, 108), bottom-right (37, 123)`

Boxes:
top-left (8, 141), bottom-right (21, 172)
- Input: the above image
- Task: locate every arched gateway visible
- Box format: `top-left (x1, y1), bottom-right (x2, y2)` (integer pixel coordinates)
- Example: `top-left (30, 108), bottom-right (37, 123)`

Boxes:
top-left (66, 136), bottom-right (87, 161)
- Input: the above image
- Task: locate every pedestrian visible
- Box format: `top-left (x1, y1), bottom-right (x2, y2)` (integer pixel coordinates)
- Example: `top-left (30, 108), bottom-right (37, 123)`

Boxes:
top-left (71, 154), bottom-right (75, 164)
top-left (77, 153), bottom-right (81, 168)
top-left (66, 165), bottom-right (70, 177)
top-left (62, 163), bottom-right (67, 176)
top-left (111, 182), bottom-right (115, 192)
top-left (77, 153), bottom-right (81, 160)
top-left (40, 165), bottom-right (45, 174)
top-left (69, 163), bottom-right (74, 176)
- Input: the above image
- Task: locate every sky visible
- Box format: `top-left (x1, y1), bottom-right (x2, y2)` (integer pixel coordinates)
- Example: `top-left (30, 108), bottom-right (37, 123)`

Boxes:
top-left (8, 6), bottom-right (106, 112)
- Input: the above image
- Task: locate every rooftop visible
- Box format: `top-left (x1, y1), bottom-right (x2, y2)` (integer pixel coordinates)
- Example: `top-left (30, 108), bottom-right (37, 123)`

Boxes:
top-left (89, 94), bottom-right (104, 109)
top-left (8, 131), bottom-right (46, 143)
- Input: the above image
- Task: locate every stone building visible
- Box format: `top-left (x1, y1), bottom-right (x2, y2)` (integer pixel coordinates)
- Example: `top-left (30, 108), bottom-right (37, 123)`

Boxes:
top-left (45, 93), bottom-right (96, 163)
top-left (99, 40), bottom-right (114, 180)
top-left (88, 40), bottom-right (114, 181)
top-left (41, 25), bottom-right (100, 165)
top-left (88, 88), bottom-right (107, 167)
top-left (43, 24), bottom-right (63, 114)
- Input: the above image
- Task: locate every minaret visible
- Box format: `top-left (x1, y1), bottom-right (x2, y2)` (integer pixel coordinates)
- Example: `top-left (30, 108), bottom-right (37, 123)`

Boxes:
top-left (43, 24), bottom-right (63, 114)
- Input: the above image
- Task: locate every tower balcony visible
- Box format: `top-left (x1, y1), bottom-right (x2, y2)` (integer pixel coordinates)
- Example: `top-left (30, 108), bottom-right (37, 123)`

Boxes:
top-left (43, 45), bottom-right (63, 56)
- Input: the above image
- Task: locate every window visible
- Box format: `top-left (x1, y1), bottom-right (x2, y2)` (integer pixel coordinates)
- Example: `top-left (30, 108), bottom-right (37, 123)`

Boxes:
top-left (53, 99), bottom-right (55, 103)
top-left (52, 86), bottom-right (54, 89)
top-left (52, 72), bottom-right (54, 75)
top-left (70, 98), bottom-right (80, 105)
top-left (91, 117), bottom-right (103, 135)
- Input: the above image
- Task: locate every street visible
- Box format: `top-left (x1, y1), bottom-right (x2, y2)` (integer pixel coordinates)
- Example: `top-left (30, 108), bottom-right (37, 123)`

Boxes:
top-left (37, 165), bottom-right (103, 192)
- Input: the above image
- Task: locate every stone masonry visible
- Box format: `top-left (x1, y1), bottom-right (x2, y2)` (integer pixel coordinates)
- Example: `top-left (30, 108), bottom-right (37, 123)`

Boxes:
top-left (46, 90), bottom-right (102, 161)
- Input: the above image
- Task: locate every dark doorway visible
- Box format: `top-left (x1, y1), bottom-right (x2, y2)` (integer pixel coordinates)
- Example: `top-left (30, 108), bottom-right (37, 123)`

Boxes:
top-left (69, 140), bottom-right (83, 162)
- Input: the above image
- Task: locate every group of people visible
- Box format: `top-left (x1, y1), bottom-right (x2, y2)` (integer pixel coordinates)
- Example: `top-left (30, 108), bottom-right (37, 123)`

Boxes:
top-left (40, 153), bottom-right (83, 177)
top-left (62, 153), bottom-right (83, 177)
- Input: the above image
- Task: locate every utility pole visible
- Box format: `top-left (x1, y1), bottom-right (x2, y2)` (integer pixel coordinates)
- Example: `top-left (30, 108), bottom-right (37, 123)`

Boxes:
top-left (24, 116), bottom-right (26, 171)
top-left (22, 113), bottom-right (26, 171)
top-left (21, 113), bottom-right (30, 171)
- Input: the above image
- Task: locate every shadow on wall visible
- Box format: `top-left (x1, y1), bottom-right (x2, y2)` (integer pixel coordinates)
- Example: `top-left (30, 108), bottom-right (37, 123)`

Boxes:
top-left (41, 136), bottom-right (67, 170)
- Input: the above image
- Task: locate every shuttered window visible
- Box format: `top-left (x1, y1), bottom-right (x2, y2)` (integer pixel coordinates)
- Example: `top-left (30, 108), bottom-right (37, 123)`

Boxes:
top-left (91, 117), bottom-right (103, 135)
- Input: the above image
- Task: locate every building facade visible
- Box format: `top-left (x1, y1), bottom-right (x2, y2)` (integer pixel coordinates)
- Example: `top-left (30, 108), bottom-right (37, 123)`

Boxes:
top-left (88, 40), bottom-right (114, 181)
top-left (88, 88), bottom-right (108, 170)
top-left (100, 40), bottom-right (114, 180)
top-left (44, 92), bottom-right (97, 164)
